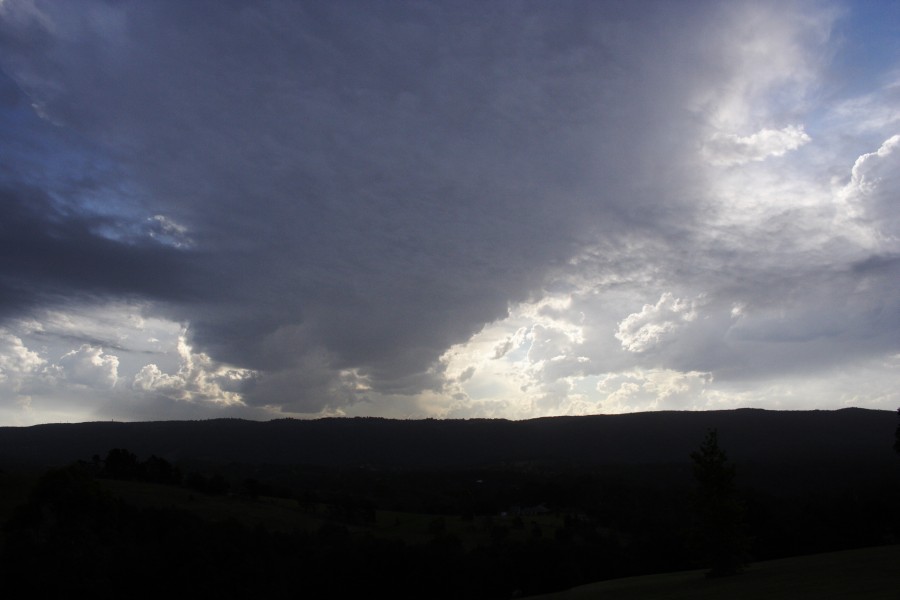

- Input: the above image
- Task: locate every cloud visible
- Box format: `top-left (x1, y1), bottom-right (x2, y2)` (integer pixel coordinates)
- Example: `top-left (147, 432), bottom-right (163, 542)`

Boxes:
top-left (0, 305), bottom-right (262, 423)
top-left (839, 134), bottom-right (900, 245)
top-left (0, 182), bottom-right (200, 319)
top-left (0, 1), bottom-right (722, 410)
top-left (687, 1), bottom-right (835, 133)
top-left (0, 329), bottom-right (46, 424)
top-left (0, 1), bottom-right (899, 422)
top-left (829, 76), bottom-right (900, 135)
top-left (58, 344), bottom-right (118, 388)
top-left (703, 124), bottom-right (811, 166)
top-left (457, 366), bottom-right (476, 383)
top-left (0, 328), bottom-right (45, 389)
top-left (132, 332), bottom-right (254, 406)
top-left (145, 215), bottom-right (194, 249)
top-left (845, 134), bottom-right (900, 193)
top-left (527, 324), bottom-right (580, 364)
top-left (596, 369), bottom-right (714, 413)
top-left (615, 293), bottom-right (700, 354)
top-left (133, 364), bottom-right (181, 394)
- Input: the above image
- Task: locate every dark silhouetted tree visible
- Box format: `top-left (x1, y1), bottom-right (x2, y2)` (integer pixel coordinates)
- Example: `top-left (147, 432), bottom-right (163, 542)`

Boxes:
top-left (142, 454), bottom-right (182, 485)
top-left (894, 408), bottom-right (900, 454)
top-left (102, 448), bottom-right (140, 480)
top-left (690, 428), bottom-right (749, 577)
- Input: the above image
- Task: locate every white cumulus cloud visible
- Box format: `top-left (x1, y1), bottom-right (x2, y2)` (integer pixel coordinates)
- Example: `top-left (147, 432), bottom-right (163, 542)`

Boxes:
top-left (704, 124), bottom-right (811, 166)
top-left (839, 134), bottom-right (900, 246)
top-left (0, 329), bottom-right (45, 388)
top-left (615, 293), bottom-right (699, 353)
top-left (596, 369), bottom-right (714, 413)
top-left (58, 344), bottom-right (119, 388)
top-left (133, 331), bottom-right (254, 405)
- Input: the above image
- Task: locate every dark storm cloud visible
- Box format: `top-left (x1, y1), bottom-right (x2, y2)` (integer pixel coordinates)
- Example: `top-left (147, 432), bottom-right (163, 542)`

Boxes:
top-left (0, 69), bottom-right (198, 317)
top-left (8, 0), bottom-right (880, 416)
top-left (0, 183), bottom-right (199, 315)
top-left (1, 0), bottom-right (718, 410)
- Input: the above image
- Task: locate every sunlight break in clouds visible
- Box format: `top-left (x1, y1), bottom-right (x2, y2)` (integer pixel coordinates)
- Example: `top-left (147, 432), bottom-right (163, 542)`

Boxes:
top-left (0, 304), bottom-right (258, 424)
top-left (1, 1), bottom-right (899, 422)
top-left (133, 331), bottom-right (255, 406)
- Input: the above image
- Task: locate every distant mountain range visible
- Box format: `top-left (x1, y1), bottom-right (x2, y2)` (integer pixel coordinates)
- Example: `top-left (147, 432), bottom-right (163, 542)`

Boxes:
top-left (1, 408), bottom-right (896, 475)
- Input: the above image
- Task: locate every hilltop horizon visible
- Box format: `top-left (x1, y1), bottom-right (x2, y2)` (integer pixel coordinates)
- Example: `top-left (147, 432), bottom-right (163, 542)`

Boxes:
top-left (9, 404), bottom-right (891, 425)
top-left (2, 407), bottom-right (895, 472)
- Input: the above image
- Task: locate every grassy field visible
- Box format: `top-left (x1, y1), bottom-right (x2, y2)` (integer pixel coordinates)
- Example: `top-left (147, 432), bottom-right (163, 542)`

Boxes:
top-left (99, 478), bottom-right (566, 548)
top-left (527, 544), bottom-right (900, 600)
top-left (5, 471), bottom-right (899, 598)
top-left (369, 509), bottom-right (564, 548)
top-left (99, 478), bottom-right (330, 533)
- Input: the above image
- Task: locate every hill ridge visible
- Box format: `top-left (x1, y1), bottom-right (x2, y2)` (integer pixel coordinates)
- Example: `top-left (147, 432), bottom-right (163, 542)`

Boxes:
top-left (1, 408), bottom-right (895, 471)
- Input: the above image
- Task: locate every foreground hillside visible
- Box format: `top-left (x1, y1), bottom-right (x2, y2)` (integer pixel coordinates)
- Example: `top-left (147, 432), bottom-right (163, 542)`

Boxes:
top-left (1, 408), bottom-right (898, 598)
top-left (529, 544), bottom-right (900, 600)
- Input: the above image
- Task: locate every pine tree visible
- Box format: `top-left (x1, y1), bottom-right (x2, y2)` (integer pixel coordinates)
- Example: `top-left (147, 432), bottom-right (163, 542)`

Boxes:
top-left (690, 428), bottom-right (749, 577)
top-left (894, 408), bottom-right (900, 454)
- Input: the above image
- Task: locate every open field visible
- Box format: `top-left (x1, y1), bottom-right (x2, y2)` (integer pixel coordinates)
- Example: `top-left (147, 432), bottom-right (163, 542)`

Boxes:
top-left (99, 478), bottom-right (566, 549)
top-left (528, 544), bottom-right (900, 600)
top-left (99, 478), bottom-right (329, 533)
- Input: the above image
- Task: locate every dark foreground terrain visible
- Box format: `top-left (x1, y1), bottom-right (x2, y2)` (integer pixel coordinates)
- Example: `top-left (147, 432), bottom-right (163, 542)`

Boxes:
top-left (531, 544), bottom-right (900, 600)
top-left (1, 408), bottom-right (898, 598)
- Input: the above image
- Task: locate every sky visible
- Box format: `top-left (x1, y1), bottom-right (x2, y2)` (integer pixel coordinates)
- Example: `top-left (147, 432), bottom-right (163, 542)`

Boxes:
top-left (1, 0), bottom-right (899, 425)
